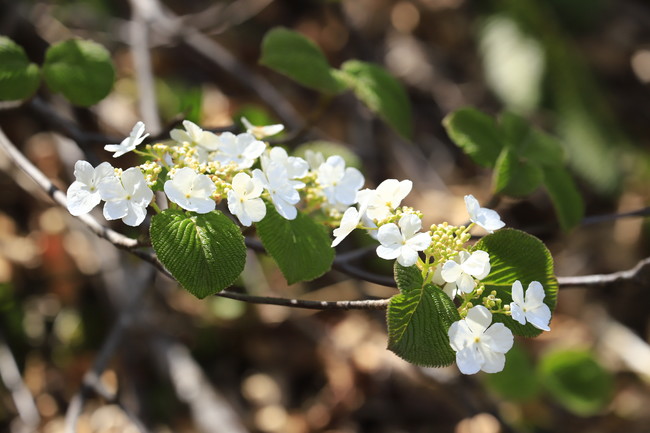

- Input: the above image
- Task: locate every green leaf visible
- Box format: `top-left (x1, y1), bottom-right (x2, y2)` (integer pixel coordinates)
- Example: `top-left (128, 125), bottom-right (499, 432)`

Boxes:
top-left (523, 130), bottom-right (565, 167)
top-left (499, 111), bottom-right (532, 150)
top-left (443, 108), bottom-right (503, 167)
top-left (387, 284), bottom-right (460, 367)
top-left (0, 37), bottom-right (40, 101)
top-left (484, 345), bottom-right (540, 402)
top-left (256, 203), bottom-right (334, 285)
top-left (150, 209), bottom-right (246, 299)
top-left (338, 60), bottom-right (412, 139)
top-left (43, 39), bottom-right (115, 106)
top-left (394, 263), bottom-right (423, 294)
top-left (538, 350), bottom-right (613, 416)
top-left (259, 27), bottom-right (344, 95)
top-left (493, 147), bottom-right (543, 197)
top-left (476, 229), bottom-right (557, 337)
top-left (541, 165), bottom-right (584, 230)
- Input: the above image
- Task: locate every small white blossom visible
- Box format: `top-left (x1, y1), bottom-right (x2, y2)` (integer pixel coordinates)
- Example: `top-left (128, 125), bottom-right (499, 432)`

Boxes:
top-left (376, 214), bottom-right (432, 267)
top-left (214, 132), bottom-right (266, 169)
top-left (99, 167), bottom-right (153, 226)
top-left (304, 150), bottom-right (325, 171)
top-left (66, 160), bottom-right (115, 216)
top-left (253, 163), bottom-right (302, 220)
top-left (510, 280), bottom-right (551, 331)
top-left (261, 147), bottom-right (308, 180)
top-left (241, 116), bottom-right (284, 139)
top-left (317, 156), bottom-right (365, 208)
top-left (164, 167), bottom-right (216, 214)
top-left (441, 250), bottom-right (491, 296)
top-left (361, 179), bottom-right (412, 222)
top-left (104, 121), bottom-right (149, 158)
top-left (448, 305), bottom-right (514, 374)
top-left (227, 172), bottom-right (266, 226)
top-left (465, 194), bottom-right (505, 233)
top-left (431, 265), bottom-right (458, 299)
top-left (170, 120), bottom-right (220, 151)
top-left (331, 207), bottom-right (360, 247)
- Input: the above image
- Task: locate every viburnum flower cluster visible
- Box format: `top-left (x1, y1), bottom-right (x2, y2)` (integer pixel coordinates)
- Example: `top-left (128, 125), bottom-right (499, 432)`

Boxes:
top-left (66, 118), bottom-right (552, 375)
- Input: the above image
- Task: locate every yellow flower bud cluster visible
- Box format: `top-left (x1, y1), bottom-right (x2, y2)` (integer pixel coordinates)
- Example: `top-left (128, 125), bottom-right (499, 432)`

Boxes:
top-left (427, 222), bottom-right (471, 264)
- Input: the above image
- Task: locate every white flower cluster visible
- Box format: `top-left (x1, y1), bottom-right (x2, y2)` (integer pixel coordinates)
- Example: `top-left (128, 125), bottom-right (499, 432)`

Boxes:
top-left (66, 119), bottom-right (552, 375)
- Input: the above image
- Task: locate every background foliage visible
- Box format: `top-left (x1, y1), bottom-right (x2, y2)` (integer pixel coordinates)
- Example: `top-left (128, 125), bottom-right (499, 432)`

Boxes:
top-left (1, 0), bottom-right (650, 432)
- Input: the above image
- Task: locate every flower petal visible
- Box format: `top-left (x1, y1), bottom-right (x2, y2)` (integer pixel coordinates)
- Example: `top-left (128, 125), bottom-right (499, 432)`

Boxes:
top-left (525, 281), bottom-right (546, 308)
top-left (464, 305), bottom-right (492, 335)
top-left (441, 260), bottom-right (462, 283)
top-left (527, 304), bottom-right (551, 331)
top-left (397, 247), bottom-right (419, 267)
top-left (483, 322), bottom-right (514, 353)
top-left (377, 223), bottom-right (402, 247)
top-left (511, 280), bottom-right (525, 305)
top-left (477, 345), bottom-right (506, 373)
top-left (455, 346), bottom-right (483, 375)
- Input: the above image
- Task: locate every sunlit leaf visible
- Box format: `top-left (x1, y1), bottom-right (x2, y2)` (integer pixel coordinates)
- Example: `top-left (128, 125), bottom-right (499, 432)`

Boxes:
top-left (260, 27), bottom-right (344, 95)
top-left (443, 108), bottom-right (503, 167)
top-left (0, 37), bottom-right (40, 101)
top-left (43, 39), bottom-right (115, 106)
top-left (476, 229), bottom-right (557, 337)
top-left (256, 203), bottom-right (334, 285)
top-left (150, 209), bottom-right (246, 299)
top-left (338, 60), bottom-right (412, 139)
top-left (387, 284), bottom-right (459, 367)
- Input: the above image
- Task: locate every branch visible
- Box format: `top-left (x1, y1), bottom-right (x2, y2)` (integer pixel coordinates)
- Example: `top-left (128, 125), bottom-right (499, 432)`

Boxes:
top-left (6, 119), bottom-right (650, 311)
top-left (557, 256), bottom-right (650, 287)
top-left (0, 330), bottom-right (40, 429)
top-left (0, 127), bottom-right (138, 250)
top-left (217, 289), bottom-right (390, 310)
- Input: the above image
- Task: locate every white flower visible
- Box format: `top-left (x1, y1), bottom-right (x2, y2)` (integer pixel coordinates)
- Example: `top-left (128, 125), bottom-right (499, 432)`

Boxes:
top-left (227, 172), bottom-right (266, 226)
top-left (465, 194), bottom-right (505, 233)
top-left (332, 207), bottom-right (360, 247)
top-left (317, 156), bottom-right (365, 208)
top-left (261, 147), bottom-right (308, 180)
top-left (510, 280), bottom-right (551, 331)
top-left (170, 120), bottom-right (220, 151)
top-left (361, 179), bottom-right (412, 222)
top-left (164, 167), bottom-right (216, 214)
top-left (241, 116), bottom-right (284, 139)
top-left (253, 163), bottom-right (302, 220)
top-left (376, 214), bottom-right (432, 267)
top-left (441, 250), bottom-right (491, 296)
top-left (448, 305), bottom-right (514, 374)
top-left (104, 121), bottom-right (149, 158)
top-left (66, 160), bottom-right (115, 216)
top-left (431, 265), bottom-right (459, 299)
top-left (214, 132), bottom-right (266, 169)
top-left (304, 150), bottom-right (325, 170)
top-left (99, 167), bottom-right (153, 226)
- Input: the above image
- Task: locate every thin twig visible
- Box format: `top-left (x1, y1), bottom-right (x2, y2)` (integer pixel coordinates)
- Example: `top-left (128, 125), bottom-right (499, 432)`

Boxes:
top-left (0, 330), bottom-right (40, 430)
top-left (217, 289), bottom-right (390, 310)
top-left (0, 127), bottom-right (138, 249)
top-left (64, 269), bottom-right (154, 433)
top-left (6, 120), bottom-right (650, 311)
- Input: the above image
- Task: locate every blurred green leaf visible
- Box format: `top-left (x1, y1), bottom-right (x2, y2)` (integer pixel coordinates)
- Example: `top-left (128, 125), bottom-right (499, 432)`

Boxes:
top-left (387, 284), bottom-right (459, 367)
top-left (256, 203), bottom-right (334, 285)
top-left (260, 27), bottom-right (344, 95)
top-left (150, 209), bottom-right (246, 298)
top-left (43, 39), bottom-right (114, 106)
top-left (484, 345), bottom-right (540, 402)
top-left (443, 108), bottom-right (503, 167)
top-left (338, 60), bottom-right (412, 139)
top-left (476, 229), bottom-right (557, 337)
top-left (0, 37), bottom-right (40, 101)
top-left (156, 79), bottom-right (202, 124)
top-left (493, 147), bottom-right (543, 196)
top-left (538, 349), bottom-right (613, 416)
top-left (541, 165), bottom-right (584, 230)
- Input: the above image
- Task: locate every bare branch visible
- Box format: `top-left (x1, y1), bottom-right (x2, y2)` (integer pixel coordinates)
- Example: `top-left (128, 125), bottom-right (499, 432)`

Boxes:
top-left (557, 256), bottom-right (650, 288)
top-left (0, 330), bottom-right (40, 430)
top-left (0, 127), bottom-right (138, 249)
top-left (217, 289), bottom-right (391, 310)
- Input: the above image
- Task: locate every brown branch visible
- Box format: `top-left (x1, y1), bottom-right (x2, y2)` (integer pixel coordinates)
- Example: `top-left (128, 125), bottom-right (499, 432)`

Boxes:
top-left (6, 120), bottom-right (650, 311)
